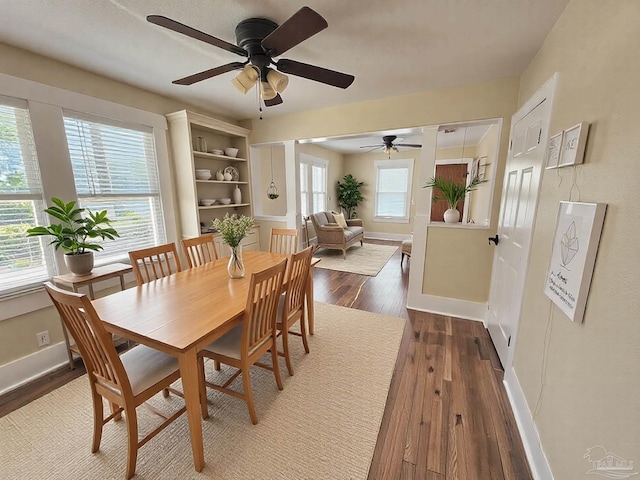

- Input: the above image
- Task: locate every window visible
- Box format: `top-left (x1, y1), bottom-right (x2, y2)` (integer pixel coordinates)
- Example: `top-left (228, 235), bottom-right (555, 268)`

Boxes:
top-left (63, 112), bottom-right (166, 262)
top-left (0, 97), bottom-right (52, 295)
top-left (374, 159), bottom-right (414, 222)
top-left (300, 155), bottom-right (327, 217)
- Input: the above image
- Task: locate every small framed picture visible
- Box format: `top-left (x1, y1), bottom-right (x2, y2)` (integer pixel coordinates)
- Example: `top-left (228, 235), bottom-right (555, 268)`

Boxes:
top-left (546, 132), bottom-right (563, 169)
top-left (558, 122), bottom-right (589, 167)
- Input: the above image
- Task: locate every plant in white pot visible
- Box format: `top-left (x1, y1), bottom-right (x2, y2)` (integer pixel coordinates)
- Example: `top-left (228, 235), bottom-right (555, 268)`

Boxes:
top-left (423, 174), bottom-right (487, 223)
top-left (27, 197), bottom-right (119, 276)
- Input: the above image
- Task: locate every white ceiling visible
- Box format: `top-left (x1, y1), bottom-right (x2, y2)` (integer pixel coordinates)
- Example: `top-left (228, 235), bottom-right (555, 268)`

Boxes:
top-left (0, 0), bottom-right (569, 121)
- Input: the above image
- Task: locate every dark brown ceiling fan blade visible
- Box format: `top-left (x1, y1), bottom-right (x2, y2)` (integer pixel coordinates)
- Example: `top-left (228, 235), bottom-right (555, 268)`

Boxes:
top-left (261, 6), bottom-right (328, 57)
top-left (264, 94), bottom-right (283, 107)
top-left (172, 62), bottom-right (246, 85)
top-left (395, 143), bottom-right (422, 148)
top-left (275, 59), bottom-right (354, 89)
top-left (147, 15), bottom-right (247, 57)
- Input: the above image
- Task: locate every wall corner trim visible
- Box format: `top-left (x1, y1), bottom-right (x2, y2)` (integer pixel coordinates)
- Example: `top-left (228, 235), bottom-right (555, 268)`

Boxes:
top-left (503, 367), bottom-right (554, 480)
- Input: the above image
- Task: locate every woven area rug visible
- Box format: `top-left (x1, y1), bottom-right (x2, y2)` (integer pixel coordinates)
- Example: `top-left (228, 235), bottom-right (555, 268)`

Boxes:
top-left (0, 303), bottom-right (405, 480)
top-left (313, 243), bottom-right (399, 276)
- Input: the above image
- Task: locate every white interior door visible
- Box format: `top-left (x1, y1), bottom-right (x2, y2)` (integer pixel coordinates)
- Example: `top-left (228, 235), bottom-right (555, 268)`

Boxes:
top-left (487, 77), bottom-right (556, 368)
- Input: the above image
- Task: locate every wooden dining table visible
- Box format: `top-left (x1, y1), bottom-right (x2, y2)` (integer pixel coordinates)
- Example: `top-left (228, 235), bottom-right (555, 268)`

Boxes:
top-left (91, 251), bottom-right (317, 472)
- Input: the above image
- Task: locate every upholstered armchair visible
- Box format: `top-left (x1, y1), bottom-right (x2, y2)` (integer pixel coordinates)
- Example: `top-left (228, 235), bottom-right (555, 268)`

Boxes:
top-left (309, 211), bottom-right (364, 259)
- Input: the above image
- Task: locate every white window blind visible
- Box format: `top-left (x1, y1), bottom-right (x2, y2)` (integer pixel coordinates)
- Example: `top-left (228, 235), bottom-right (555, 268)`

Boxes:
top-left (0, 97), bottom-right (52, 295)
top-left (63, 112), bottom-right (166, 262)
top-left (300, 162), bottom-right (309, 218)
top-left (375, 159), bottom-right (413, 221)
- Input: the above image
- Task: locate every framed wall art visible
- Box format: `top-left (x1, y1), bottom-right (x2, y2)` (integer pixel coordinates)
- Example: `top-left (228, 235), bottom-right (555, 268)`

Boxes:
top-left (558, 122), bottom-right (589, 167)
top-left (543, 201), bottom-right (607, 323)
top-left (546, 131), bottom-right (563, 169)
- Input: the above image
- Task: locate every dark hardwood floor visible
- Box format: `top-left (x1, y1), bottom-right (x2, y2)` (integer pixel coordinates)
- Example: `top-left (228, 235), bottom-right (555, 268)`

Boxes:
top-left (0, 240), bottom-right (532, 480)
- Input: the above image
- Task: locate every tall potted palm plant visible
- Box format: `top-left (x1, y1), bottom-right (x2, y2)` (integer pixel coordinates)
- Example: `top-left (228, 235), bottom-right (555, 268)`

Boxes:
top-left (26, 197), bottom-right (119, 276)
top-left (337, 174), bottom-right (364, 219)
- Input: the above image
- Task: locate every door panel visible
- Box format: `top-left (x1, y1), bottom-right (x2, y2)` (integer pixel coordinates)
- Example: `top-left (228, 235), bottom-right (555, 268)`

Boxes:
top-left (487, 98), bottom-right (551, 366)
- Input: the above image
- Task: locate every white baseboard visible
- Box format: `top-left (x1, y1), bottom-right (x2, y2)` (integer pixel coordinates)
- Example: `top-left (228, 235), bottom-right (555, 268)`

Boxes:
top-left (0, 341), bottom-right (69, 396)
top-left (364, 231), bottom-right (412, 241)
top-left (503, 367), bottom-right (554, 480)
top-left (407, 293), bottom-right (487, 322)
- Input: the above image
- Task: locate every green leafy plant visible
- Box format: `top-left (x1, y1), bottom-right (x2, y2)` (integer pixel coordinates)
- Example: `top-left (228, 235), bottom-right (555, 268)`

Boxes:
top-left (26, 197), bottom-right (119, 254)
top-left (211, 214), bottom-right (255, 248)
top-left (337, 174), bottom-right (364, 219)
top-left (423, 174), bottom-right (488, 209)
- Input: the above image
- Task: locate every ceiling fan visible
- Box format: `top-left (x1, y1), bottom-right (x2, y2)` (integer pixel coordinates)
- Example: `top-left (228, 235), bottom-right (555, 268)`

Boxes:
top-left (147, 6), bottom-right (355, 107)
top-left (360, 135), bottom-right (422, 158)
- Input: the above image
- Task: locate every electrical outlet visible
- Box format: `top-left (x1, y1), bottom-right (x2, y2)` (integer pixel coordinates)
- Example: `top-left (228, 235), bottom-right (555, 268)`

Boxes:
top-left (36, 330), bottom-right (50, 347)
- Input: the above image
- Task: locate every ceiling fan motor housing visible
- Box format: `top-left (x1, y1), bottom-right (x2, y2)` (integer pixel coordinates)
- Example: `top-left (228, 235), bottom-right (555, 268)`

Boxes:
top-left (235, 18), bottom-right (278, 70)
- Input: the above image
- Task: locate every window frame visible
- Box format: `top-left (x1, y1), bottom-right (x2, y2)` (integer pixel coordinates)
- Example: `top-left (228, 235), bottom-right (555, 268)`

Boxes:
top-left (0, 72), bottom-right (176, 317)
top-left (300, 154), bottom-right (328, 217)
top-left (373, 158), bottom-right (414, 223)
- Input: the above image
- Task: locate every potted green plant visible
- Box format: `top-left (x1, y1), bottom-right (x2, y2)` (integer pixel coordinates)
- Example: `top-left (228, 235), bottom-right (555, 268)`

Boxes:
top-left (337, 174), bottom-right (364, 219)
top-left (26, 197), bottom-right (119, 276)
top-left (423, 174), bottom-right (487, 223)
top-left (211, 213), bottom-right (255, 278)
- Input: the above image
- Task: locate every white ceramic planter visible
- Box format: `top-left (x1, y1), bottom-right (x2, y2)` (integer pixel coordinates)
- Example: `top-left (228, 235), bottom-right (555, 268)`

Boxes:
top-left (64, 252), bottom-right (94, 276)
top-left (443, 208), bottom-right (460, 223)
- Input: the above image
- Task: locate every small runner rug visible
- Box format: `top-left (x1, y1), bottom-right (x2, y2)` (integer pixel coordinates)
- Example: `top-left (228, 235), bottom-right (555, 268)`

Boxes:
top-left (313, 243), bottom-right (399, 276)
top-left (0, 302), bottom-right (405, 480)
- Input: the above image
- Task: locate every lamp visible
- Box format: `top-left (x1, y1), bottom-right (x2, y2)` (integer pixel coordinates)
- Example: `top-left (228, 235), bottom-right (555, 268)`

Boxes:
top-left (231, 65), bottom-right (258, 94)
top-left (383, 145), bottom-right (398, 159)
top-left (260, 81), bottom-right (278, 101)
top-left (266, 69), bottom-right (288, 94)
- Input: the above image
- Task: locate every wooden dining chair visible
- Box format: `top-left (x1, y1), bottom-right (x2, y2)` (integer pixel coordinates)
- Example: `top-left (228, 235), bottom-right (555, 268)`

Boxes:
top-left (181, 233), bottom-right (218, 268)
top-left (44, 282), bottom-right (185, 480)
top-left (198, 258), bottom-right (288, 425)
top-left (277, 246), bottom-right (313, 376)
top-left (268, 228), bottom-right (299, 255)
top-left (128, 242), bottom-right (182, 286)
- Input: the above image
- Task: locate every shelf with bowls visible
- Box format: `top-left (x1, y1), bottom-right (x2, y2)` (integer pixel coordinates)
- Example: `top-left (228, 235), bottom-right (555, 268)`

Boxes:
top-left (166, 110), bottom-right (253, 241)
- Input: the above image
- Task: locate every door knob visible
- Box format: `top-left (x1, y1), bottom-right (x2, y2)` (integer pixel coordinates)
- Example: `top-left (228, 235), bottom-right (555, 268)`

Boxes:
top-left (488, 234), bottom-right (499, 246)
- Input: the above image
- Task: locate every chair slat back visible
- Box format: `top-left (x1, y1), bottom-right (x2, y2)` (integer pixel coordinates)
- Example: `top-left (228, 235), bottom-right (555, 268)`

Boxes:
top-left (44, 282), bottom-right (130, 395)
top-left (243, 259), bottom-right (287, 355)
top-left (283, 246), bottom-right (313, 322)
top-left (269, 228), bottom-right (299, 255)
top-left (129, 243), bottom-right (182, 286)
top-left (181, 234), bottom-right (217, 268)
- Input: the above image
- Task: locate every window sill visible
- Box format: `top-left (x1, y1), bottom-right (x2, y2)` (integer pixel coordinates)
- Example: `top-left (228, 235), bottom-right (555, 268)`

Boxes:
top-left (428, 222), bottom-right (492, 230)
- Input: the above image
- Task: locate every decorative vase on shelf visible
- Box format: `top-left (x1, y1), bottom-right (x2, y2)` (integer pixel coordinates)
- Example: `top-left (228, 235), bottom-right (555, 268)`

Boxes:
top-left (227, 244), bottom-right (245, 278)
top-left (443, 207), bottom-right (460, 223)
top-left (233, 185), bottom-right (242, 204)
top-left (215, 170), bottom-right (224, 181)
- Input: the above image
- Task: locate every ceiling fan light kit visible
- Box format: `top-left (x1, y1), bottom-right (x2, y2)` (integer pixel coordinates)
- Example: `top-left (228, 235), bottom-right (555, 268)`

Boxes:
top-left (361, 135), bottom-right (422, 158)
top-left (147, 6), bottom-right (354, 113)
top-left (231, 65), bottom-right (259, 94)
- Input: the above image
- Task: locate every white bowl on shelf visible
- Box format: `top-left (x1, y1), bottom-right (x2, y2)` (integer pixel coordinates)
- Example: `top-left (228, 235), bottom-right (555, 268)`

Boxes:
top-left (224, 148), bottom-right (239, 158)
top-left (195, 169), bottom-right (211, 180)
top-left (218, 197), bottom-right (232, 205)
top-left (210, 149), bottom-right (224, 155)
top-left (200, 199), bottom-right (216, 206)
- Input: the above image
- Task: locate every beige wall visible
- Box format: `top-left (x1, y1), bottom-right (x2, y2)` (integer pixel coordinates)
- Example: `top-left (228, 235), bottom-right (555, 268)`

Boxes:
top-left (469, 124), bottom-right (499, 225)
top-left (0, 43), bottom-right (225, 366)
top-left (343, 150), bottom-right (419, 235)
top-left (514, 1), bottom-right (640, 478)
top-left (256, 145), bottom-right (287, 217)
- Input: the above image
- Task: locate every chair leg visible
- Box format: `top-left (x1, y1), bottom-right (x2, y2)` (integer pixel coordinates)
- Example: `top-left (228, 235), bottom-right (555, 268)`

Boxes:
top-left (124, 405), bottom-right (139, 480)
top-left (281, 328), bottom-right (294, 376)
top-left (110, 401), bottom-right (122, 422)
top-left (162, 388), bottom-right (170, 398)
top-left (300, 315), bottom-right (310, 354)
top-left (91, 389), bottom-right (104, 453)
top-left (198, 356), bottom-right (209, 420)
top-left (342, 248), bottom-right (346, 260)
top-left (241, 365), bottom-right (258, 425)
top-left (360, 239), bottom-right (363, 246)
top-left (401, 252), bottom-right (405, 265)
top-left (271, 338), bottom-right (284, 391)
top-left (213, 360), bottom-right (221, 371)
